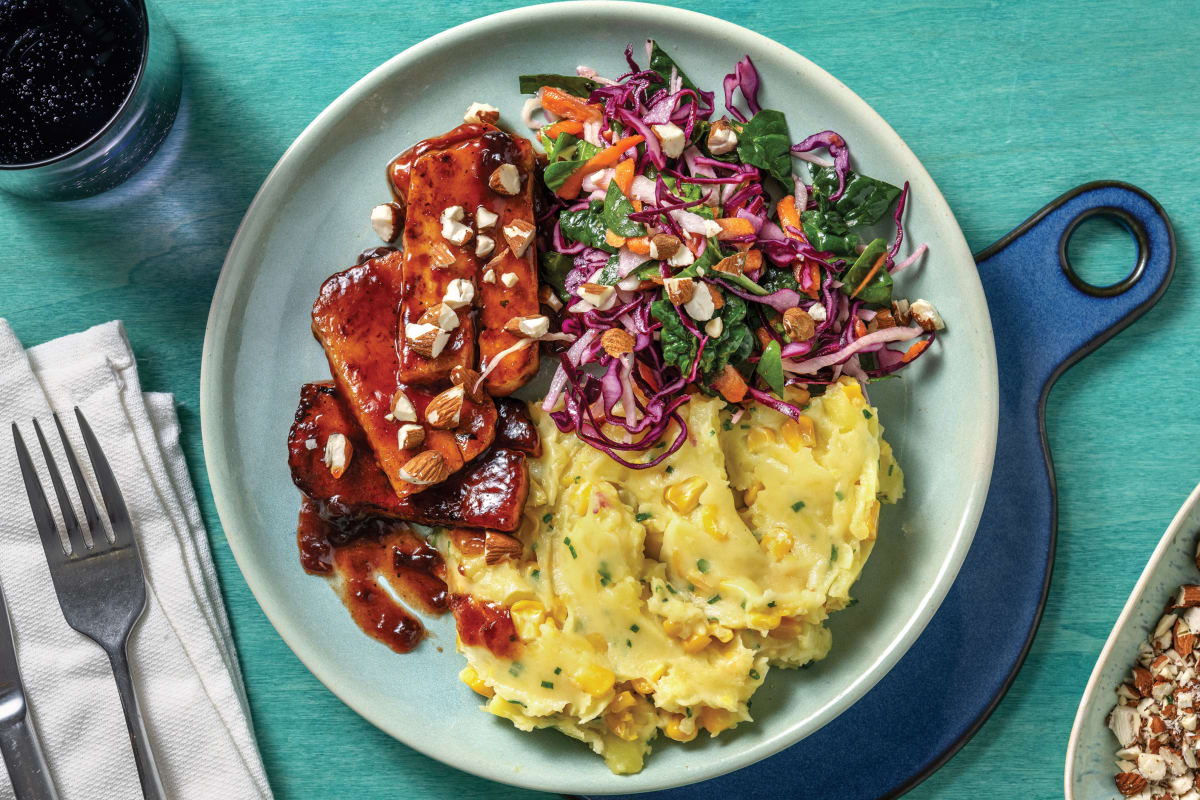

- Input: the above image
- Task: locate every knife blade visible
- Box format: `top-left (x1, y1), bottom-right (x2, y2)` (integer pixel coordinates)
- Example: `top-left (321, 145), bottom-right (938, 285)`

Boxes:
top-left (0, 581), bottom-right (57, 800)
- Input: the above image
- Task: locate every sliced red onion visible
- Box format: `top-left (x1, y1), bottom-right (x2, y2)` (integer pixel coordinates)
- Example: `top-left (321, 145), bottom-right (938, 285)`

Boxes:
top-left (722, 54), bottom-right (761, 123)
top-left (709, 276), bottom-right (802, 313)
top-left (892, 243), bottom-right (928, 274)
top-left (543, 329), bottom-right (597, 411)
top-left (783, 325), bottom-right (923, 374)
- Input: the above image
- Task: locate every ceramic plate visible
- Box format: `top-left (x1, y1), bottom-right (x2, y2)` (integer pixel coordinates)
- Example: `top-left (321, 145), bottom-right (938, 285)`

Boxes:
top-left (1066, 482), bottom-right (1200, 799)
top-left (200, 3), bottom-right (998, 793)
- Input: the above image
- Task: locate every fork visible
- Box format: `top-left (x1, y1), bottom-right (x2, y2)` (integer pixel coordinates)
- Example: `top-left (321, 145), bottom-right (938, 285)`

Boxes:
top-left (13, 410), bottom-right (166, 800)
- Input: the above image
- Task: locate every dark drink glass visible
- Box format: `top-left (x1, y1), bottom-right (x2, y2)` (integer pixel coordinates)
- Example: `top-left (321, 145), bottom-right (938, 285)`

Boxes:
top-left (0, 0), bottom-right (181, 200)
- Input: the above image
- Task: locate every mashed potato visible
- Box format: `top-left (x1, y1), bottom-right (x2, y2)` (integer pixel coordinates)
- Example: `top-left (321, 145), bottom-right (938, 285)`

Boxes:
top-left (434, 378), bottom-right (903, 773)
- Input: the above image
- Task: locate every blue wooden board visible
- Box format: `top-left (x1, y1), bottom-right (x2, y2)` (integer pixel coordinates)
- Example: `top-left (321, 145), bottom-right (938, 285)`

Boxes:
top-left (1, 2), bottom-right (1198, 798)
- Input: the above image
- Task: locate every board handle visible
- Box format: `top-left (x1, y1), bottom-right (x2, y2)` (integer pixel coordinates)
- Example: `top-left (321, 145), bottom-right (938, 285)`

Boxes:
top-left (975, 180), bottom-right (1175, 380)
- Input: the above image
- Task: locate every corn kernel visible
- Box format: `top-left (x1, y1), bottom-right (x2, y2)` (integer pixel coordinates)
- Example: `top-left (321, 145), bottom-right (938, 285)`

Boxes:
top-left (748, 613), bottom-right (781, 631)
top-left (664, 476), bottom-right (707, 513)
top-left (746, 426), bottom-right (777, 449)
top-left (699, 707), bottom-right (734, 736)
top-left (649, 663), bottom-right (668, 682)
top-left (700, 505), bottom-right (726, 540)
top-left (610, 690), bottom-right (637, 713)
top-left (573, 663), bottom-right (615, 696)
top-left (573, 484), bottom-right (592, 516)
top-left (510, 600), bottom-right (546, 641)
top-left (605, 710), bottom-right (638, 741)
top-left (587, 633), bottom-right (609, 652)
top-left (460, 665), bottom-right (493, 697)
top-left (783, 385), bottom-right (811, 407)
top-left (763, 530), bottom-right (794, 560)
top-left (743, 482), bottom-right (764, 506)
top-left (841, 379), bottom-right (864, 405)
top-left (683, 633), bottom-right (712, 653)
top-left (868, 500), bottom-right (881, 538)
top-left (631, 678), bottom-right (655, 695)
top-left (662, 619), bottom-right (686, 638)
top-left (780, 416), bottom-right (816, 451)
top-left (664, 715), bottom-right (697, 742)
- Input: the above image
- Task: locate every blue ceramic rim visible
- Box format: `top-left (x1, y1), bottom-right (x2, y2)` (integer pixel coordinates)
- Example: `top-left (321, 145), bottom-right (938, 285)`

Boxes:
top-left (875, 180), bottom-right (1177, 799)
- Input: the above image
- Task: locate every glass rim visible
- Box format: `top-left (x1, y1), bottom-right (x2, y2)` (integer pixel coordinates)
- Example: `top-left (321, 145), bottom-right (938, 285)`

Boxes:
top-left (0, 0), bottom-right (152, 172)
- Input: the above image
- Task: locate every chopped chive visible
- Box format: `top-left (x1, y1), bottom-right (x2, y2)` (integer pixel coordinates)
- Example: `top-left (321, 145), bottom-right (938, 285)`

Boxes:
top-left (563, 536), bottom-right (577, 559)
top-left (688, 583), bottom-right (696, 592)
top-left (835, 491), bottom-right (845, 501)
top-left (831, 545), bottom-right (839, 561)
top-left (862, 409), bottom-right (873, 419)
top-left (697, 558), bottom-right (710, 573)
top-left (542, 513), bottom-right (554, 524)
top-left (666, 465), bottom-right (675, 474)
top-left (541, 680), bottom-right (554, 689)
top-left (722, 419), bottom-right (733, 431)
top-left (666, 584), bottom-right (678, 594)
top-left (686, 707), bottom-right (692, 717)
top-left (791, 500), bottom-right (805, 512)
top-left (749, 669), bottom-right (760, 680)
top-left (630, 624), bottom-right (640, 632)
top-left (626, 639), bottom-right (632, 647)
top-left (635, 511), bottom-right (653, 522)
top-left (740, 599), bottom-right (746, 609)
top-left (767, 601), bottom-right (776, 607)
top-left (654, 441), bottom-right (666, 449)
top-left (888, 464), bottom-right (894, 476)
top-left (554, 666), bottom-right (562, 674)
top-left (509, 667), bottom-right (520, 677)
top-left (846, 597), bottom-right (858, 608)
top-left (598, 562), bottom-right (612, 586)
top-left (507, 698), bottom-right (525, 706)
top-left (708, 594), bottom-right (721, 604)
top-left (740, 424), bottom-right (750, 430)
top-left (531, 569), bottom-right (540, 580)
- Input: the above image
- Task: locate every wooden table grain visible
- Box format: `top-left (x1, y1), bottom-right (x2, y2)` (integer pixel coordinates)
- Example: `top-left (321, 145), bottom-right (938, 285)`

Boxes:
top-left (1, 1), bottom-right (1196, 797)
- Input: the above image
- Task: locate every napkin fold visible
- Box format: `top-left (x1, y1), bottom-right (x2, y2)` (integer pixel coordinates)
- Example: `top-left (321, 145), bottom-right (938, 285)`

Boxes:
top-left (0, 320), bottom-right (271, 799)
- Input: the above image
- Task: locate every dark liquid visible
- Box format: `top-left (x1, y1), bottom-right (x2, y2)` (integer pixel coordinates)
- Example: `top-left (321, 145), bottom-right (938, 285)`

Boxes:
top-left (0, 0), bottom-right (144, 164)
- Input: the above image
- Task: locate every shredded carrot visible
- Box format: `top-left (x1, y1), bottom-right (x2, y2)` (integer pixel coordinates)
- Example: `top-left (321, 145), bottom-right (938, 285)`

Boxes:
top-left (625, 236), bottom-right (651, 255)
top-left (755, 326), bottom-right (773, 350)
top-left (800, 262), bottom-right (820, 299)
top-left (613, 158), bottom-right (641, 211)
top-left (853, 318), bottom-right (867, 338)
top-left (714, 217), bottom-right (755, 239)
top-left (712, 365), bottom-right (749, 403)
top-left (776, 195), bottom-right (803, 239)
top-left (556, 135), bottom-right (645, 198)
top-left (544, 119), bottom-right (584, 139)
top-left (850, 252), bottom-right (888, 299)
top-left (540, 86), bottom-right (603, 123)
top-left (900, 338), bottom-right (931, 363)
top-left (604, 229), bottom-right (627, 248)
top-left (744, 249), bottom-right (763, 273)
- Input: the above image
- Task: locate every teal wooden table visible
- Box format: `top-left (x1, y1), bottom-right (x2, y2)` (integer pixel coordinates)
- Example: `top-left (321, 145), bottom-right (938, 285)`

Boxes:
top-left (1, 1), bottom-right (1196, 797)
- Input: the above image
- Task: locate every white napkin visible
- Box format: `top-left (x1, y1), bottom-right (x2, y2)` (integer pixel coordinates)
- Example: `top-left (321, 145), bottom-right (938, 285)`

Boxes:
top-left (0, 320), bottom-right (272, 800)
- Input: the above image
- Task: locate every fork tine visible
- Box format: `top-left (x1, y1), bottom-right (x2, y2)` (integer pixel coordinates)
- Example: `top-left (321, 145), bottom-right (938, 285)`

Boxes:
top-left (53, 412), bottom-right (108, 546)
top-left (12, 423), bottom-right (68, 560)
top-left (32, 418), bottom-right (88, 553)
top-left (73, 408), bottom-right (133, 546)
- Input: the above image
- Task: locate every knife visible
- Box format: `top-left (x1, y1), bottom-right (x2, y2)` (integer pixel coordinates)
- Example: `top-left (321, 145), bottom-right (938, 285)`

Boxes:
top-left (0, 582), bottom-right (57, 799)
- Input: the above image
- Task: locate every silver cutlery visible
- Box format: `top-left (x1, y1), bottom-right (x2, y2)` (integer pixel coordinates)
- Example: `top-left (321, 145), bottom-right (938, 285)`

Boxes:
top-left (13, 410), bottom-right (166, 800)
top-left (0, 579), bottom-right (57, 800)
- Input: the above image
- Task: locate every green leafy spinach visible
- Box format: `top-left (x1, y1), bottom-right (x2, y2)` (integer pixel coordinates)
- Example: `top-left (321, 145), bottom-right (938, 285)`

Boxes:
top-left (838, 237), bottom-right (892, 304)
top-left (540, 252), bottom-right (574, 301)
top-left (602, 181), bottom-right (645, 238)
top-left (736, 110), bottom-right (793, 184)
top-left (558, 202), bottom-right (617, 253)
top-left (519, 74), bottom-right (599, 97)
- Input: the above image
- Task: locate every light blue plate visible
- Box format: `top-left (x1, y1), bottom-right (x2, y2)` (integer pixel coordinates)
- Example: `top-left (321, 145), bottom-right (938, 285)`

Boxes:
top-left (200, 2), bottom-right (997, 793)
top-left (1067, 482), bottom-right (1200, 799)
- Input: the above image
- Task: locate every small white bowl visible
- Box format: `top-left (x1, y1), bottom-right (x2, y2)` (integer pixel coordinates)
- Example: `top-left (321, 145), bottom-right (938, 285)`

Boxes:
top-left (1066, 481), bottom-right (1200, 798)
